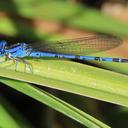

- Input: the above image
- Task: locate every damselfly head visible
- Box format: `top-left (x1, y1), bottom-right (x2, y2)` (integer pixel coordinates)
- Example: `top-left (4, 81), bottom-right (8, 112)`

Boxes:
top-left (0, 40), bottom-right (7, 48)
top-left (0, 40), bottom-right (7, 57)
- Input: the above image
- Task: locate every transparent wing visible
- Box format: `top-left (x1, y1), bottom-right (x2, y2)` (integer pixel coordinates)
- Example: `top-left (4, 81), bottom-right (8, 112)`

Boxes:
top-left (30, 34), bottom-right (122, 55)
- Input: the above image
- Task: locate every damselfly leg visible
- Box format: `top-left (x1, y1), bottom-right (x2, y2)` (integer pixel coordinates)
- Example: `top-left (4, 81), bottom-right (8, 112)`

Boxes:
top-left (6, 54), bottom-right (33, 73)
top-left (14, 58), bottom-right (33, 73)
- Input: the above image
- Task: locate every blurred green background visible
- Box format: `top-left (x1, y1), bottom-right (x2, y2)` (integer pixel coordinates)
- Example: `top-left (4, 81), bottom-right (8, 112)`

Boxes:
top-left (0, 0), bottom-right (128, 128)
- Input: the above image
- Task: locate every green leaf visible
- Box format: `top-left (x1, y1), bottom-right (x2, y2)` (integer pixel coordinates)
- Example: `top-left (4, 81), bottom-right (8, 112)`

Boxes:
top-left (0, 58), bottom-right (128, 107)
top-left (0, 78), bottom-right (110, 128)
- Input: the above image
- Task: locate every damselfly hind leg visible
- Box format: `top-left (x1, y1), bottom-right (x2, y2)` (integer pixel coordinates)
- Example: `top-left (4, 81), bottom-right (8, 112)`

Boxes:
top-left (22, 59), bottom-right (33, 73)
top-left (14, 58), bottom-right (33, 73)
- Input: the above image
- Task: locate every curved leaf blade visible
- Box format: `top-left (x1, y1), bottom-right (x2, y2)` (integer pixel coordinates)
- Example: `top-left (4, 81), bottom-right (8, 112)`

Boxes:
top-left (0, 78), bottom-right (110, 128)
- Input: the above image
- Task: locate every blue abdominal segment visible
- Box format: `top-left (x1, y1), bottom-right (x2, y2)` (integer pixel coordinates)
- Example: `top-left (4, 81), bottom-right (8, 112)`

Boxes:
top-left (29, 51), bottom-right (128, 62)
top-left (29, 52), bottom-right (76, 59)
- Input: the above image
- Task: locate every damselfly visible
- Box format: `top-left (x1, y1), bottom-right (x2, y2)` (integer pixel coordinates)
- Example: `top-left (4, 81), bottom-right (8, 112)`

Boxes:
top-left (0, 34), bottom-right (126, 73)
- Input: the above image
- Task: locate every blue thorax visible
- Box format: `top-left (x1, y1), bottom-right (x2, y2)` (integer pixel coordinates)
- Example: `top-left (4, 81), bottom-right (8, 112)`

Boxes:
top-left (5, 43), bottom-right (32, 58)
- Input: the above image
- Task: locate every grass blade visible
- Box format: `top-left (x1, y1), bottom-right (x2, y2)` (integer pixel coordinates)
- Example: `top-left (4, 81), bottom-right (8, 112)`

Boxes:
top-left (0, 78), bottom-right (110, 128)
top-left (0, 59), bottom-right (128, 107)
